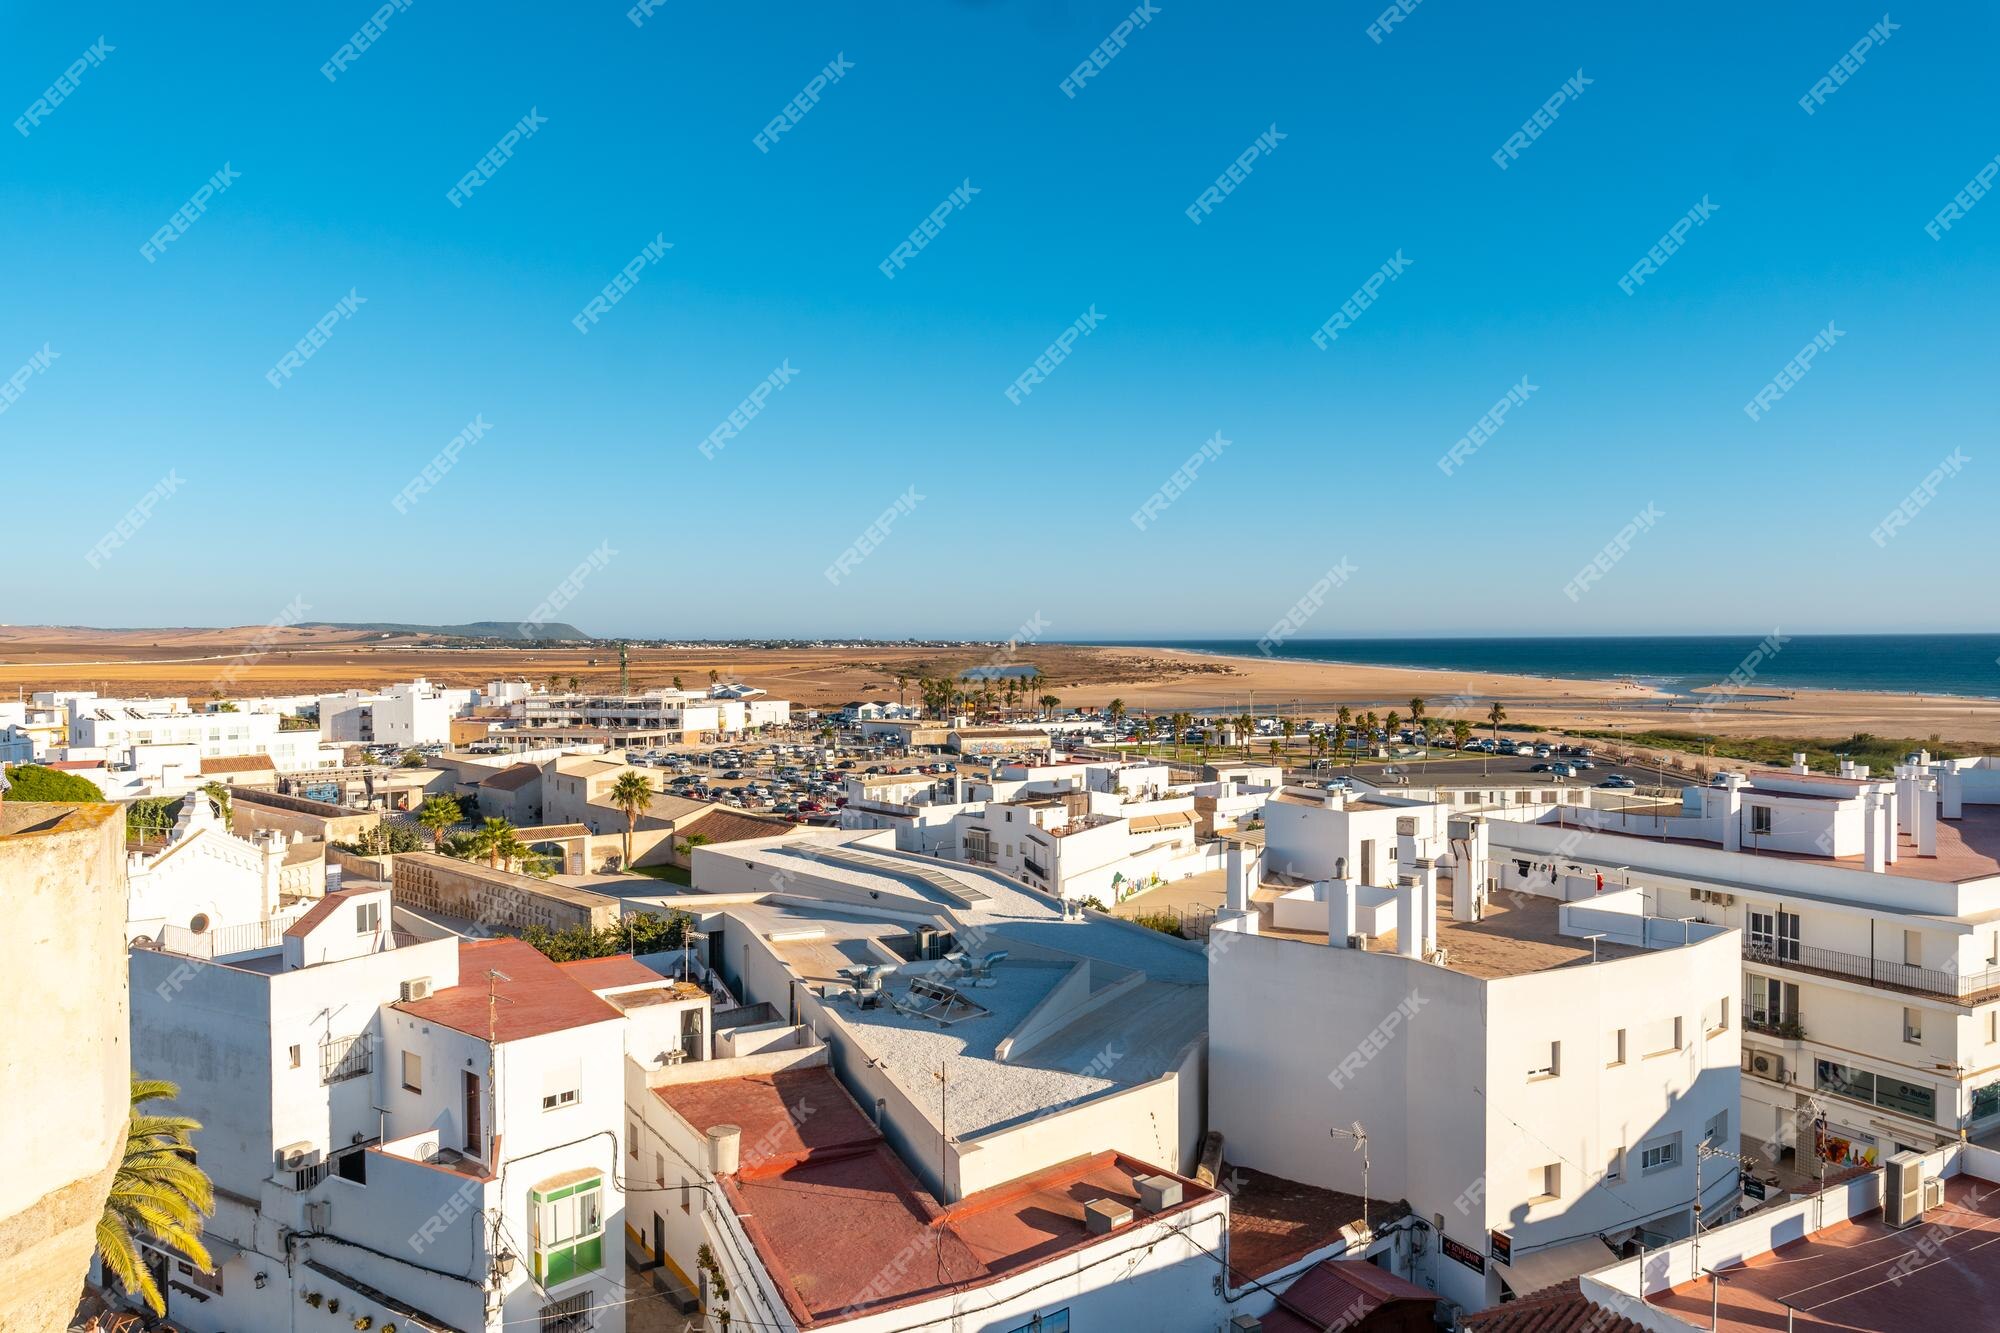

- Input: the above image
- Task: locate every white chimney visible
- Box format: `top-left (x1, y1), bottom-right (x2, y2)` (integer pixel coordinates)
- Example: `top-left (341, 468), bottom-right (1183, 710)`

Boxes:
top-left (1327, 879), bottom-right (1356, 946)
top-left (1719, 774), bottom-right (1746, 853)
top-left (1396, 877), bottom-right (1423, 959)
top-left (1225, 844), bottom-right (1248, 913)
top-left (1450, 817), bottom-right (1488, 922)
top-left (1415, 857), bottom-right (1438, 954)
top-left (1839, 759), bottom-right (1855, 779)
top-left (1883, 783), bottom-right (1900, 865)
top-left (1791, 752), bottom-right (1809, 774)
top-left (707, 1124), bottom-right (742, 1175)
top-left (1942, 766), bottom-right (1965, 820)
top-left (1864, 794), bottom-right (1887, 873)
top-left (1918, 776), bottom-right (1938, 856)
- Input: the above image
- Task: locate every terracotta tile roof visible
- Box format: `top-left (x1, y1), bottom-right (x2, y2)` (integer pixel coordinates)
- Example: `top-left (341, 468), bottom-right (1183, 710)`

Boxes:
top-left (283, 887), bottom-right (370, 939)
top-left (397, 937), bottom-right (622, 1042)
top-left (1461, 1279), bottom-right (1645, 1332)
top-left (675, 808), bottom-right (797, 845)
top-left (1224, 1164), bottom-right (1397, 1282)
top-left (557, 954), bottom-right (665, 992)
top-left (479, 762), bottom-right (541, 792)
top-left (200, 754), bottom-right (276, 774)
top-left (655, 1066), bottom-right (880, 1170)
top-left (1260, 1259), bottom-right (1438, 1332)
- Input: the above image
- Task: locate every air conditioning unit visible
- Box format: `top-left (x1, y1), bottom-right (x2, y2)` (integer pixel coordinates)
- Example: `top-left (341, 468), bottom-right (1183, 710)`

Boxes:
top-left (1923, 1176), bottom-right (1945, 1210)
top-left (1886, 1151), bottom-right (1925, 1228)
top-left (278, 1142), bottom-right (321, 1172)
top-left (1746, 1052), bottom-right (1787, 1082)
top-left (400, 977), bottom-right (434, 1002)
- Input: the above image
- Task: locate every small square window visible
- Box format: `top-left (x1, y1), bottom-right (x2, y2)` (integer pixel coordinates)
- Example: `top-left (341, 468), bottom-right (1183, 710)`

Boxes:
top-left (401, 1050), bottom-right (421, 1093)
top-left (1608, 1029), bottom-right (1626, 1066)
top-left (288, 1044), bottom-right (301, 1069)
top-left (1904, 1007), bottom-right (1924, 1045)
top-left (356, 901), bottom-right (381, 934)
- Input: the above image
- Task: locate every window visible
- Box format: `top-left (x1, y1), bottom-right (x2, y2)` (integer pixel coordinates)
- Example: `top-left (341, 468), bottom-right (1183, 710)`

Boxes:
top-left (1006, 1311), bottom-right (1069, 1333)
top-left (1904, 1007), bottom-right (1924, 1045)
top-left (401, 1050), bottom-right (422, 1093)
top-left (288, 1044), bottom-right (301, 1069)
top-left (629, 1123), bottom-right (639, 1157)
top-left (1988, 1010), bottom-right (1997, 1045)
top-left (1705, 1111), bottom-right (1729, 1147)
top-left (1710, 997), bottom-right (1730, 1035)
top-left (1531, 1163), bottom-right (1561, 1201)
top-left (654, 1152), bottom-right (665, 1187)
top-left (1750, 805), bottom-right (1773, 835)
top-left (321, 1032), bottom-right (371, 1084)
top-left (539, 1291), bottom-right (595, 1333)
top-left (1608, 1028), bottom-right (1626, 1066)
top-left (1640, 1135), bottom-right (1681, 1172)
top-left (1605, 1147), bottom-right (1625, 1182)
top-left (542, 1086), bottom-right (579, 1111)
top-left (531, 1176), bottom-right (606, 1286)
top-left (1989, 930), bottom-right (1998, 966)
top-left (1530, 1041), bottom-right (1560, 1079)
top-left (1747, 909), bottom-right (1800, 962)
top-left (356, 900), bottom-right (380, 934)
top-left (680, 1175), bottom-right (692, 1213)
top-left (1905, 930), bottom-right (1923, 968)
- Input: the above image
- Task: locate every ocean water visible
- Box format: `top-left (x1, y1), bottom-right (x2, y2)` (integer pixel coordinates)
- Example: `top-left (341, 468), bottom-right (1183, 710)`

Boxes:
top-left (1096, 636), bottom-right (2000, 700)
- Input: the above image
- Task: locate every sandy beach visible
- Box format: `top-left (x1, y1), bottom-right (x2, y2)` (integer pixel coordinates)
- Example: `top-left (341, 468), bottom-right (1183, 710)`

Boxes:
top-left (4, 628), bottom-right (1998, 746)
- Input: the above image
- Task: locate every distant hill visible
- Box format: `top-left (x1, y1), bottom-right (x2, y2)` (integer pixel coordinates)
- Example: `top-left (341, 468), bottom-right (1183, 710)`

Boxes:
top-left (301, 621), bottom-right (592, 642)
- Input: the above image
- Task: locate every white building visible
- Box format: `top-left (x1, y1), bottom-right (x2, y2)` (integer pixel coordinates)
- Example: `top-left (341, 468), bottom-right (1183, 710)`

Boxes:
top-left (125, 788), bottom-right (323, 943)
top-left (514, 689), bottom-right (747, 748)
top-left (125, 893), bottom-right (695, 1333)
top-left (630, 1053), bottom-right (1230, 1332)
top-left (315, 678), bottom-right (473, 747)
top-left (1481, 754), bottom-right (2000, 1175)
top-left (68, 697), bottom-right (339, 772)
top-left (1208, 787), bottom-right (1743, 1315)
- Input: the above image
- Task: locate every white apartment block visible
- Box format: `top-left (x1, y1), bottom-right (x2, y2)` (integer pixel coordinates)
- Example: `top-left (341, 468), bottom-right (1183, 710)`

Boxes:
top-left (123, 887), bottom-right (713, 1333)
top-left (315, 678), bottom-right (473, 747)
top-left (68, 696), bottom-right (337, 771)
top-left (513, 689), bottom-right (748, 748)
top-left (1484, 754), bottom-right (2000, 1176)
top-left (1209, 786), bottom-right (1742, 1316)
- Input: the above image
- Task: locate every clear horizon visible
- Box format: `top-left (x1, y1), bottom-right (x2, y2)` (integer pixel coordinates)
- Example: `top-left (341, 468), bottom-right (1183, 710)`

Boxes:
top-left (4, 3), bottom-right (1995, 638)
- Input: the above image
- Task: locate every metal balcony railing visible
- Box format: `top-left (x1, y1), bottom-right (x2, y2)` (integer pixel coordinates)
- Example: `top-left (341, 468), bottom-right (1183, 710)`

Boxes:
top-left (1741, 1007), bottom-right (1807, 1040)
top-left (1744, 940), bottom-right (2000, 1001)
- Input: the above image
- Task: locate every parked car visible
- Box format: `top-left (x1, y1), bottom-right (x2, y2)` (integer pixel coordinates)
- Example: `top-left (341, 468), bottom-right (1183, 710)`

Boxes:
top-left (1598, 775), bottom-right (1637, 789)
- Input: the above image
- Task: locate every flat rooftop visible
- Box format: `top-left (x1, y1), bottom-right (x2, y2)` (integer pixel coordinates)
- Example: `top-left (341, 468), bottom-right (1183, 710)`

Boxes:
top-left (660, 1066), bottom-right (1216, 1327)
top-left (1569, 802), bottom-right (2000, 885)
top-left (1224, 1164), bottom-right (1394, 1282)
top-left (1647, 1173), bottom-right (2000, 1330)
top-left (1258, 885), bottom-right (1644, 980)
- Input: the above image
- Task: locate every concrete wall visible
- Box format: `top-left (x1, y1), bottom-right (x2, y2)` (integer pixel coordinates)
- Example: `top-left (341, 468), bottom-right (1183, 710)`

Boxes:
top-left (0, 803), bottom-right (130, 1333)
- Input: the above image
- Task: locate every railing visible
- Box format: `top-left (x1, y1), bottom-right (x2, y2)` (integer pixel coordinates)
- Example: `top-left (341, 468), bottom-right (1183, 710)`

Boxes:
top-left (157, 909), bottom-right (308, 960)
top-left (1742, 1008), bottom-right (1807, 1040)
top-left (1745, 940), bottom-right (2000, 1001)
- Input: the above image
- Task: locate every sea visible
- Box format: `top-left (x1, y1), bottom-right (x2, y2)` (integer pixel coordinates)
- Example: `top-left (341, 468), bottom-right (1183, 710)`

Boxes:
top-left (1095, 636), bottom-right (2000, 701)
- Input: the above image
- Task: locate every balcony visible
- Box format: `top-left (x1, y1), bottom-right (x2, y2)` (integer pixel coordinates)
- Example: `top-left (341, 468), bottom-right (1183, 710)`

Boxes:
top-left (1744, 940), bottom-right (2000, 1003)
top-left (1742, 1009), bottom-right (1807, 1041)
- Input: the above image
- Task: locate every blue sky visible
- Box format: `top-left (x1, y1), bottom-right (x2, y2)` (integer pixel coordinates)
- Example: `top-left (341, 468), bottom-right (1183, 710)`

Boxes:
top-left (4, 2), bottom-right (1995, 639)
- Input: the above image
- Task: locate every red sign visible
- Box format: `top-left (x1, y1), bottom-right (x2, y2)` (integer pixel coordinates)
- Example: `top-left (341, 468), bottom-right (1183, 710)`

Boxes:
top-left (1442, 1235), bottom-right (1486, 1274)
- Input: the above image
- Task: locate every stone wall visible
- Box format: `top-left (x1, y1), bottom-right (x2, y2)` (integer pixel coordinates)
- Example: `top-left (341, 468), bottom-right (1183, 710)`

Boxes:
top-left (0, 803), bottom-right (130, 1331)
top-left (391, 851), bottom-right (617, 934)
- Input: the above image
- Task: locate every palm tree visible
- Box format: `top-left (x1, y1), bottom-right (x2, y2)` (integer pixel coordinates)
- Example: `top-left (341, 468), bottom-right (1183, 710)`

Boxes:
top-left (709, 668), bottom-right (721, 686)
top-left (677, 832), bottom-right (713, 864)
top-left (894, 673), bottom-right (909, 709)
top-left (416, 794), bottom-right (462, 849)
top-left (1040, 694), bottom-right (1060, 718)
top-left (97, 1078), bottom-right (214, 1315)
top-left (1485, 702), bottom-right (1507, 775)
top-left (567, 674), bottom-right (581, 693)
top-left (546, 672), bottom-right (560, 694)
top-left (1237, 712), bottom-right (1255, 758)
top-left (1384, 711), bottom-right (1401, 745)
top-left (608, 770), bottom-right (655, 867)
top-left (673, 674), bottom-right (686, 692)
top-left (1269, 738), bottom-right (1283, 768)
top-left (1336, 705), bottom-right (1353, 766)
top-left (1280, 715), bottom-right (1297, 767)
top-left (473, 816), bottom-right (529, 870)
top-left (1451, 719), bottom-right (1473, 751)
top-left (1107, 697), bottom-right (1127, 728)
top-left (1409, 697), bottom-right (1426, 736)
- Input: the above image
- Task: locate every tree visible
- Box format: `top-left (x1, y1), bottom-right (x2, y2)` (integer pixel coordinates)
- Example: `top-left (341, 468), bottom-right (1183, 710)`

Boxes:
top-left (567, 675), bottom-right (581, 693)
top-left (673, 675), bottom-right (685, 692)
top-left (0, 763), bottom-right (106, 803)
top-left (1040, 694), bottom-right (1060, 718)
top-left (1485, 702), bottom-right (1507, 774)
top-left (1280, 715), bottom-right (1297, 762)
top-left (677, 832), bottom-right (712, 862)
top-left (1107, 698), bottom-right (1126, 727)
top-left (97, 1078), bottom-right (214, 1315)
top-left (416, 794), bottom-right (463, 849)
top-left (608, 770), bottom-right (655, 867)
top-left (894, 673), bottom-right (909, 708)
top-left (546, 673), bottom-right (560, 693)
top-left (1451, 719), bottom-right (1473, 750)
top-left (472, 816), bottom-right (530, 870)
top-left (399, 748), bottom-right (426, 768)
top-left (709, 668), bottom-right (721, 686)
top-left (1336, 705), bottom-right (1354, 766)
top-left (1236, 712), bottom-right (1255, 758)
top-left (1385, 711), bottom-right (1401, 741)
top-left (1409, 697), bottom-right (1426, 734)
top-left (338, 820), bottom-right (423, 855)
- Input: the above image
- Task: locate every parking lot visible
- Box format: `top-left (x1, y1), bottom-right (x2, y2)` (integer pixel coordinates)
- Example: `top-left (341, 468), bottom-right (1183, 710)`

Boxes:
top-left (620, 732), bottom-right (959, 820)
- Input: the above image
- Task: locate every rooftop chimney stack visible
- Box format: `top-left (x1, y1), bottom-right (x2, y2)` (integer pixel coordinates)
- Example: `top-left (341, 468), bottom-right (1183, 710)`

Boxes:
top-left (1942, 766), bottom-right (1965, 820)
top-left (1395, 875), bottom-right (1423, 959)
top-left (1720, 773), bottom-right (1747, 853)
top-left (1917, 776), bottom-right (1939, 856)
top-left (1328, 878), bottom-right (1356, 946)
top-left (1415, 857), bottom-right (1438, 954)
top-left (1791, 752), bottom-right (1809, 774)
top-left (1864, 793), bottom-right (1888, 873)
